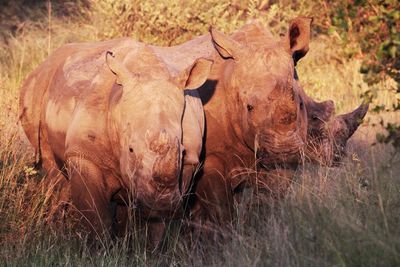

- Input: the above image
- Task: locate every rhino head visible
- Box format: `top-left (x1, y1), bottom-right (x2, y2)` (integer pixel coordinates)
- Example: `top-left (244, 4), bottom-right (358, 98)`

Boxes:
top-left (294, 79), bottom-right (368, 165)
top-left (306, 99), bottom-right (369, 165)
top-left (105, 51), bottom-right (212, 214)
top-left (285, 17), bottom-right (369, 166)
top-left (209, 18), bottom-right (312, 170)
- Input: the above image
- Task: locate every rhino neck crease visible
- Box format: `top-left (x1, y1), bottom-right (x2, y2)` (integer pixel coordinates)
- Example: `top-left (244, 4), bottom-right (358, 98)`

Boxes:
top-left (149, 34), bottom-right (214, 76)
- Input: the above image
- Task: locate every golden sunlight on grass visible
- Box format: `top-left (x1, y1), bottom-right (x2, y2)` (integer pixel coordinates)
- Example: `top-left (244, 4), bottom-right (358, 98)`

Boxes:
top-left (0, 1), bottom-right (399, 266)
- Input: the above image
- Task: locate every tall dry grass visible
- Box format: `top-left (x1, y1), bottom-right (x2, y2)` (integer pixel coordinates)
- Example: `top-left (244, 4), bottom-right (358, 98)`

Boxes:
top-left (0, 0), bottom-right (399, 266)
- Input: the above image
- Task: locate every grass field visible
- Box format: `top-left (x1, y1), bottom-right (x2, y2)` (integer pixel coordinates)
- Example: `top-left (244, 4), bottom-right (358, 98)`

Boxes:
top-left (1, 1), bottom-right (399, 266)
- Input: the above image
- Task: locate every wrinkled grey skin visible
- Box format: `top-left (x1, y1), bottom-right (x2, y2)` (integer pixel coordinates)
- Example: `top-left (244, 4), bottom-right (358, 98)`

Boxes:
top-left (19, 38), bottom-right (212, 244)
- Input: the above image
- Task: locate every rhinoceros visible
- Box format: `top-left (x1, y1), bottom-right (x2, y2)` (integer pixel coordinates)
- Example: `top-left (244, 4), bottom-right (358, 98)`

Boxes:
top-left (223, 18), bottom-right (368, 167)
top-left (19, 38), bottom-right (213, 241)
top-left (297, 83), bottom-right (369, 166)
top-left (152, 19), bottom-right (311, 223)
top-left (152, 17), bottom-right (368, 225)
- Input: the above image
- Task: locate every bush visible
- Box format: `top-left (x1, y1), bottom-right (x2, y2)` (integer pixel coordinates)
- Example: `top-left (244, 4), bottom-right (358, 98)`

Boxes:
top-left (318, 0), bottom-right (400, 152)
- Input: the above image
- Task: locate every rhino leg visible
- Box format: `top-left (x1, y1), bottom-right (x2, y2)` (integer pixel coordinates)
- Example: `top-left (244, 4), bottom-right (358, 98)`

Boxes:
top-left (180, 162), bottom-right (199, 198)
top-left (68, 157), bottom-right (113, 243)
top-left (44, 169), bottom-right (70, 222)
top-left (147, 219), bottom-right (167, 252)
top-left (38, 123), bottom-right (70, 221)
top-left (114, 206), bottom-right (167, 252)
top-left (191, 156), bottom-right (234, 234)
top-left (114, 205), bottom-right (129, 237)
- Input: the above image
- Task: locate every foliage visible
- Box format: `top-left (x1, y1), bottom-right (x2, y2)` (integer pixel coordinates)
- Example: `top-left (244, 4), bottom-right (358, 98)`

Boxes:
top-left (319, 0), bottom-right (400, 152)
top-left (93, 0), bottom-right (258, 45)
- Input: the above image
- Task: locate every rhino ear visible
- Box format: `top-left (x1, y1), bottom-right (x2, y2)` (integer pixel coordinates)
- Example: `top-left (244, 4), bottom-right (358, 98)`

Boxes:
top-left (284, 16), bottom-right (313, 65)
top-left (175, 58), bottom-right (213, 90)
top-left (105, 51), bottom-right (134, 86)
top-left (209, 27), bottom-right (243, 59)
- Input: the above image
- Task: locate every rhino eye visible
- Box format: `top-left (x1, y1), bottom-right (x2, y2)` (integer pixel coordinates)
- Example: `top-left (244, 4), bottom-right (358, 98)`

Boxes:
top-left (247, 104), bottom-right (254, 112)
top-left (129, 147), bottom-right (134, 153)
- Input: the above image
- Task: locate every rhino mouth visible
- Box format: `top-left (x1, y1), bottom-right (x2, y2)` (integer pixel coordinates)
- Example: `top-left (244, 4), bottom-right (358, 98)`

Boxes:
top-left (135, 184), bottom-right (184, 218)
top-left (257, 150), bottom-right (301, 171)
top-left (255, 130), bottom-right (305, 170)
top-left (307, 137), bottom-right (346, 166)
top-left (305, 102), bottom-right (368, 166)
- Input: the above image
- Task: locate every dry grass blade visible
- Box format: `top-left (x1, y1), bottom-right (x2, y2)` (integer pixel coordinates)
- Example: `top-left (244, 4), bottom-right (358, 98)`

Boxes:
top-left (0, 0), bottom-right (399, 266)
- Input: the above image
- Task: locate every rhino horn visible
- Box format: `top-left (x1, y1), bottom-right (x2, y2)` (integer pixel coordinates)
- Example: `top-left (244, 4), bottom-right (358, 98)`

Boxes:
top-left (338, 102), bottom-right (369, 139)
top-left (149, 129), bottom-right (172, 155)
top-left (152, 136), bottom-right (181, 188)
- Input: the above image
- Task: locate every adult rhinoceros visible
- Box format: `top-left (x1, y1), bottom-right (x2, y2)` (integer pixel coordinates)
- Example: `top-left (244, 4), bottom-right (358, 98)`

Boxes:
top-left (152, 17), bottom-right (368, 226)
top-left (152, 18), bottom-right (311, 223)
top-left (19, 38), bottom-right (213, 241)
top-left (296, 83), bottom-right (368, 166)
top-left (223, 18), bottom-right (369, 167)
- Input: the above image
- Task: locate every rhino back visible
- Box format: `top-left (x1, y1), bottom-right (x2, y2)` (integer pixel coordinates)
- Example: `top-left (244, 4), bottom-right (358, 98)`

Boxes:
top-left (19, 38), bottom-right (142, 165)
top-left (149, 34), bottom-right (215, 79)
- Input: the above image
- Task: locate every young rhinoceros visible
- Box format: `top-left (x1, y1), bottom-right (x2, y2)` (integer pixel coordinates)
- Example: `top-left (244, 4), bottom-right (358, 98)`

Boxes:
top-left (19, 39), bottom-right (212, 241)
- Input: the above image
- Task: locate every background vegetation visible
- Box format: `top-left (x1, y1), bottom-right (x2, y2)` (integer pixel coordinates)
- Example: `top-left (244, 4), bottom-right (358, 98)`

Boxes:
top-left (0, 0), bottom-right (399, 266)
